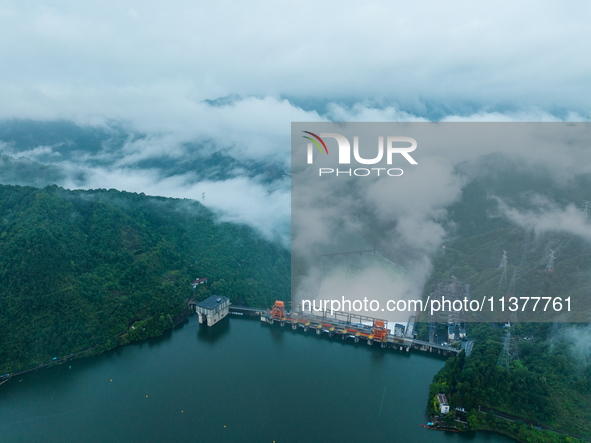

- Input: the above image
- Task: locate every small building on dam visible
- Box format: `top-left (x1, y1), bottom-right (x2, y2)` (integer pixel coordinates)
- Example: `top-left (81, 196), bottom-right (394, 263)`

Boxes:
top-left (195, 295), bottom-right (231, 326)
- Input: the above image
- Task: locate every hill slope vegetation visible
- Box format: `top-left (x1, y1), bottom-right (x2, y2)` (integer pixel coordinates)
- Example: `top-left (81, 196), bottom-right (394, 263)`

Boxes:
top-left (0, 184), bottom-right (289, 373)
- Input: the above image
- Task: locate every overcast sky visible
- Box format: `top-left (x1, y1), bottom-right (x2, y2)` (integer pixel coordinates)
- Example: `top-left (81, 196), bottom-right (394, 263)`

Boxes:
top-left (1, 0), bottom-right (590, 123)
top-left (1, 0), bottom-right (591, 248)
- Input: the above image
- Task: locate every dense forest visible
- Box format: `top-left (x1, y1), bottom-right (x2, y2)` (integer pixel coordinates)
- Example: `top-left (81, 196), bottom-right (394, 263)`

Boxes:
top-left (422, 160), bottom-right (591, 442)
top-left (0, 184), bottom-right (289, 373)
top-left (429, 323), bottom-right (591, 442)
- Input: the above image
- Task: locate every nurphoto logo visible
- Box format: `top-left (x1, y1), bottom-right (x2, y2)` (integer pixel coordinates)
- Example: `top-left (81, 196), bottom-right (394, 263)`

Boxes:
top-left (302, 131), bottom-right (418, 177)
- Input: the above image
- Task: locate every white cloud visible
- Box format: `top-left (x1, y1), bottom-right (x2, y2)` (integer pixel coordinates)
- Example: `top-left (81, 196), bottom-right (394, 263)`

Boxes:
top-left (1, 0), bottom-right (591, 261)
top-left (0, 0), bottom-right (590, 125)
top-left (0, 143), bottom-right (61, 160)
top-left (496, 196), bottom-right (591, 242)
top-left (59, 164), bottom-right (291, 244)
top-left (553, 325), bottom-right (591, 367)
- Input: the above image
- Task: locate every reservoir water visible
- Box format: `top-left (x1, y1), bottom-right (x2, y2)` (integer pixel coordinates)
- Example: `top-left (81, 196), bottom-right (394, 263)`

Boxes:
top-left (0, 316), bottom-right (515, 442)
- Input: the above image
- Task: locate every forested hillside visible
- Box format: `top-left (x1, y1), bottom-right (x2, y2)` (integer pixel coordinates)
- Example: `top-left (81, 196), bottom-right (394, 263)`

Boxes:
top-left (0, 184), bottom-right (289, 373)
top-left (422, 158), bottom-right (591, 322)
top-left (430, 323), bottom-right (591, 442)
top-left (423, 160), bottom-right (591, 442)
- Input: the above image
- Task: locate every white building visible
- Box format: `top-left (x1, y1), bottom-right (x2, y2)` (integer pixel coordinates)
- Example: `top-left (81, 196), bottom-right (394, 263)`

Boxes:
top-left (195, 295), bottom-right (230, 326)
top-left (437, 394), bottom-right (450, 414)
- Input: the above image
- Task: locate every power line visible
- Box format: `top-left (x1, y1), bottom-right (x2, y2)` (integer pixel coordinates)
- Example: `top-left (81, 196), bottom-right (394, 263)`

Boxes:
top-left (498, 250), bottom-right (508, 289)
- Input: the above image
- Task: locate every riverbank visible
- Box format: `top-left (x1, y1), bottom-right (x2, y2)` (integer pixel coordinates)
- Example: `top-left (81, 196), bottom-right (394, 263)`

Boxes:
top-left (428, 322), bottom-right (591, 442)
top-left (469, 410), bottom-right (588, 443)
top-left (0, 302), bottom-right (195, 381)
top-left (421, 410), bottom-right (587, 443)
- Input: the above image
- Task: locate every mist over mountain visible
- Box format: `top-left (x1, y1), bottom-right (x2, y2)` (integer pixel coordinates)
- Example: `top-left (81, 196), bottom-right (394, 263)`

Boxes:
top-left (1, 2), bottom-right (591, 441)
top-left (4, 119), bottom-right (591, 316)
top-left (0, 118), bottom-right (291, 244)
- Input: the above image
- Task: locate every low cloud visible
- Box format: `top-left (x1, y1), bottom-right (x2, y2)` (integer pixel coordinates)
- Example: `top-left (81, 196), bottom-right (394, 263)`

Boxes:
top-left (496, 195), bottom-right (591, 242)
top-left (552, 324), bottom-right (591, 367)
top-left (59, 164), bottom-right (292, 245)
top-left (1, 103), bottom-right (590, 282)
top-left (2, 1), bottom-right (591, 118)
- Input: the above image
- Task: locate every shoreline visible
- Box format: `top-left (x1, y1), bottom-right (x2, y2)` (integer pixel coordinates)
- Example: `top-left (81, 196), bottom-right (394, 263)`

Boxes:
top-left (1, 303), bottom-right (195, 383)
top-left (422, 411), bottom-right (590, 443)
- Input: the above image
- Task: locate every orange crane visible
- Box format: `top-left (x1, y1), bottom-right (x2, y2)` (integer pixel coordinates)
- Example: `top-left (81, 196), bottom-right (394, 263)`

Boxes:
top-left (270, 301), bottom-right (285, 320)
top-left (372, 320), bottom-right (389, 341)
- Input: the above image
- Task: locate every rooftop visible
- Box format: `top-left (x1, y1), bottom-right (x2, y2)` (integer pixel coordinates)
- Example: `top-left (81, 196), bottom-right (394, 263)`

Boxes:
top-left (196, 294), bottom-right (229, 310)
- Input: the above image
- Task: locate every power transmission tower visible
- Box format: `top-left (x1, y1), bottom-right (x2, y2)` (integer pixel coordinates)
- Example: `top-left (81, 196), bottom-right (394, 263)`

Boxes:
top-left (498, 250), bottom-right (508, 289)
top-left (545, 250), bottom-right (555, 272)
top-left (497, 329), bottom-right (511, 369)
